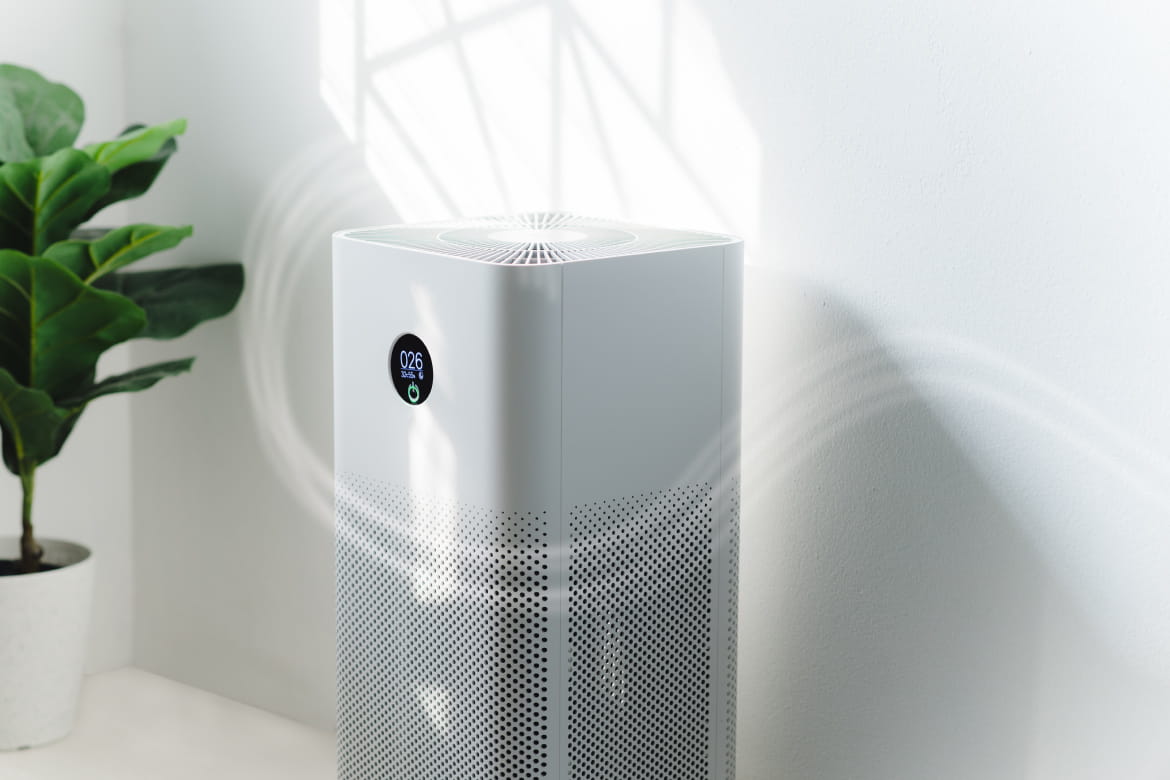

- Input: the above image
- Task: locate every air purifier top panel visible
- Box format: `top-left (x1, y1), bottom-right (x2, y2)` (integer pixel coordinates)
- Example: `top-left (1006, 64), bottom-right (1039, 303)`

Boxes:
top-left (336, 211), bottom-right (738, 265)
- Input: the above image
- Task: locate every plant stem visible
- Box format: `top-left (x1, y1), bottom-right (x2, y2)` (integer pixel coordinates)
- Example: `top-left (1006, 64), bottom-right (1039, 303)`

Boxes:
top-left (19, 465), bottom-right (41, 574)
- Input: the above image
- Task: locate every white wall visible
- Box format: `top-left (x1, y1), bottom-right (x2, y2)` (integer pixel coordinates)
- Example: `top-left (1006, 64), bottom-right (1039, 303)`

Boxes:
top-left (120, 0), bottom-right (1170, 775)
top-left (121, 0), bottom-right (368, 729)
top-left (1, 0), bottom-right (134, 674)
top-left (716, 3), bottom-right (1170, 776)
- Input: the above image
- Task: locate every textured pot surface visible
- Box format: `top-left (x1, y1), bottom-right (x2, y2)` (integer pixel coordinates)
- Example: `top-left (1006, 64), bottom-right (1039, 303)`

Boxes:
top-left (0, 538), bottom-right (94, 751)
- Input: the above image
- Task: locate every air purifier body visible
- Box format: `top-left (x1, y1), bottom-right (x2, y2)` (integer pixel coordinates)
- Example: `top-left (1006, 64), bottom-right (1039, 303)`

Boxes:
top-left (334, 214), bottom-right (743, 780)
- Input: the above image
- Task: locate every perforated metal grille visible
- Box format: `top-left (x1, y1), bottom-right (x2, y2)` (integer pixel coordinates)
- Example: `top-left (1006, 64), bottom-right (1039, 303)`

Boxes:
top-left (337, 473), bottom-right (550, 779)
top-left (342, 212), bottom-right (736, 265)
top-left (725, 479), bottom-right (741, 780)
top-left (567, 484), bottom-right (715, 780)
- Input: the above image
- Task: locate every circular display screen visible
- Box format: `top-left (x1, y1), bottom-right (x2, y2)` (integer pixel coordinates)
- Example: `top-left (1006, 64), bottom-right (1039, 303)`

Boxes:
top-left (389, 333), bottom-right (433, 406)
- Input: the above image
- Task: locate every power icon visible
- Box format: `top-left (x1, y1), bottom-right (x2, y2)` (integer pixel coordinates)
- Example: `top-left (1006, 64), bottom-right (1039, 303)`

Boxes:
top-left (407, 382), bottom-right (421, 404)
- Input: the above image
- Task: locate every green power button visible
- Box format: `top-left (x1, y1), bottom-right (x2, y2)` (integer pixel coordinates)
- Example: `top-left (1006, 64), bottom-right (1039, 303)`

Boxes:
top-left (407, 382), bottom-right (421, 404)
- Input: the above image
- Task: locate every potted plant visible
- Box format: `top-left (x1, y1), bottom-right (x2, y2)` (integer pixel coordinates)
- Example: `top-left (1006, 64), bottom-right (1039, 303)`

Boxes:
top-left (0, 64), bottom-right (244, 750)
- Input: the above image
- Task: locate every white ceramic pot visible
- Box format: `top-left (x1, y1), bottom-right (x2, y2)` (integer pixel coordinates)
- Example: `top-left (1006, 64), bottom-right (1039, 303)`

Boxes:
top-left (0, 538), bottom-right (94, 751)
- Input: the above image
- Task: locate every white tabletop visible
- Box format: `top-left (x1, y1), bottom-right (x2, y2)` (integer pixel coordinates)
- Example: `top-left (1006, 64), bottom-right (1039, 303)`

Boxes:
top-left (1, 667), bottom-right (335, 779)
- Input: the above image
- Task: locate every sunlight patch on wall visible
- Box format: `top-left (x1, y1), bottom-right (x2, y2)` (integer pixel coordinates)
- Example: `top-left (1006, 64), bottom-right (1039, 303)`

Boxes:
top-left (318, 0), bottom-right (758, 244)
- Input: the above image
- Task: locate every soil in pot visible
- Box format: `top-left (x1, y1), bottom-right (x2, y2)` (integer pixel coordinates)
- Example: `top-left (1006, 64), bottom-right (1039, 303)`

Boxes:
top-left (0, 561), bottom-right (62, 576)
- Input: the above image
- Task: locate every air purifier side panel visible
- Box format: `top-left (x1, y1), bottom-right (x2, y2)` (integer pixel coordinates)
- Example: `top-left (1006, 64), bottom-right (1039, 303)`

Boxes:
top-left (560, 247), bottom-right (725, 500)
top-left (334, 238), bottom-right (564, 780)
top-left (560, 246), bottom-right (730, 780)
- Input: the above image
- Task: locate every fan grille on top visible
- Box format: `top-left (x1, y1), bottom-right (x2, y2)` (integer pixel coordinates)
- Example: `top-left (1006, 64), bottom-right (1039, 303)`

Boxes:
top-left (341, 212), bottom-right (736, 265)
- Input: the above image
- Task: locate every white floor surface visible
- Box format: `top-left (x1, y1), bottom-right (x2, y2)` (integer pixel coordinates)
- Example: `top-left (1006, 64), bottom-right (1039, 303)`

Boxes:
top-left (0, 667), bottom-right (335, 779)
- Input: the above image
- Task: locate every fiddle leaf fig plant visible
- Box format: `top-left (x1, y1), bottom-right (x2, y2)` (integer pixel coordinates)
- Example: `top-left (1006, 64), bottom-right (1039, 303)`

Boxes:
top-left (0, 64), bottom-right (244, 573)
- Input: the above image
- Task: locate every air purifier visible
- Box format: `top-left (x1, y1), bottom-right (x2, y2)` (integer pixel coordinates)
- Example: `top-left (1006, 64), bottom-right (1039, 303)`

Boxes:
top-left (334, 212), bottom-right (743, 780)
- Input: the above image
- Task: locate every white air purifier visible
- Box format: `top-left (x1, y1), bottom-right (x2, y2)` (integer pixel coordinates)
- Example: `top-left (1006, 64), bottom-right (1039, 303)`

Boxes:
top-left (334, 212), bottom-right (743, 780)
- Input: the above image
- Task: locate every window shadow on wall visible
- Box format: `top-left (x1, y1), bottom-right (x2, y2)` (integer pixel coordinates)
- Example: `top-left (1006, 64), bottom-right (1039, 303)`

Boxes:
top-left (318, 0), bottom-right (759, 233)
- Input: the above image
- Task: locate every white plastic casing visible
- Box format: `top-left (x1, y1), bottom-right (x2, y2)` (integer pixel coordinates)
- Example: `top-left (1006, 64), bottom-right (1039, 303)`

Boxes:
top-left (334, 213), bottom-right (743, 780)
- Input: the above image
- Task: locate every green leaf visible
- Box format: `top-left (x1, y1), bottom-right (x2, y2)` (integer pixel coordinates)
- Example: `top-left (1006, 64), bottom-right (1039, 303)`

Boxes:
top-left (0, 250), bottom-right (145, 399)
top-left (56, 357), bottom-right (194, 408)
top-left (0, 366), bottom-right (75, 475)
top-left (96, 263), bottom-right (244, 340)
top-left (83, 118), bottom-right (186, 174)
top-left (0, 65), bottom-right (84, 161)
top-left (0, 148), bottom-right (111, 255)
top-left (44, 223), bottom-right (193, 282)
top-left (0, 92), bottom-right (35, 162)
top-left (83, 124), bottom-right (178, 220)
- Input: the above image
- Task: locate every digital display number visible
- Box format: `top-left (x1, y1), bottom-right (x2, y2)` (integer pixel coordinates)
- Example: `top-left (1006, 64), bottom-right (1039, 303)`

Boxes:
top-left (389, 333), bottom-right (433, 405)
top-left (399, 351), bottom-right (426, 373)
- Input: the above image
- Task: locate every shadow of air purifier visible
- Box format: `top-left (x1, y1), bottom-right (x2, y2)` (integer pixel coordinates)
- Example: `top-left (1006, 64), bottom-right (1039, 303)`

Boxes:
top-left (334, 213), bottom-right (743, 780)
